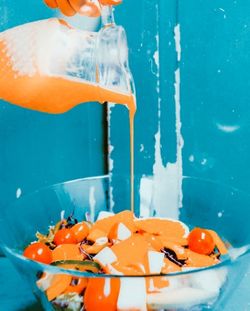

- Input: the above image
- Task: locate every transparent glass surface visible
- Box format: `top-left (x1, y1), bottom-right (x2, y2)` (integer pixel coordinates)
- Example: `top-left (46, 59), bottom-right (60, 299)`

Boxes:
top-left (0, 176), bottom-right (249, 311)
top-left (1, 18), bottom-right (133, 95)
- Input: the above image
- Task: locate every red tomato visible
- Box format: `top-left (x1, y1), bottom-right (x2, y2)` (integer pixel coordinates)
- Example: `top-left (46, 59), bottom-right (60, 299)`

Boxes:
top-left (54, 228), bottom-right (77, 246)
top-left (23, 242), bottom-right (52, 264)
top-left (84, 278), bottom-right (120, 311)
top-left (188, 228), bottom-right (215, 255)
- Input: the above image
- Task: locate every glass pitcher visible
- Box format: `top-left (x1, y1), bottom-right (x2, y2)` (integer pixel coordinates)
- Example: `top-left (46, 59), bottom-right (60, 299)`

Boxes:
top-left (0, 6), bottom-right (135, 113)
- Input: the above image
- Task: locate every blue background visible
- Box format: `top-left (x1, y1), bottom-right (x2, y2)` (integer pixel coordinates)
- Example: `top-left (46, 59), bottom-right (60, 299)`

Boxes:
top-left (0, 0), bottom-right (250, 310)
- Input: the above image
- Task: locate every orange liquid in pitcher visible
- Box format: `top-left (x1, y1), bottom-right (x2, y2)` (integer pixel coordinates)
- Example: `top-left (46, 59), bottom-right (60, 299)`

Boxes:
top-left (0, 36), bottom-right (136, 213)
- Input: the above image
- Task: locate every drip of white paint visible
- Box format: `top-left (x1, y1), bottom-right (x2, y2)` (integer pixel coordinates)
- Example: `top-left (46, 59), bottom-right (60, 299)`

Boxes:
top-left (153, 50), bottom-right (159, 70)
top-left (174, 24), bottom-right (184, 209)
top-left (152, 131), bottom-right (182, 219)
top-left (109, 144), bottom-right (114, 171)
top-left (140, 19), bottom-right (183, 218)
top-left (108, 104), bottom-right (115, 210)
top-left (89, 186), bottom-right (96, 222)
top-left (174, 24), bottom-right (181, 62)
top-left (16, 188), bottom-right (22, 199)
top-left (103, 278), bottom-right (111, 297)
top-left (142, 23), bottom-right (184, 219)
top-left (139, 176), bottom-right (153, 217)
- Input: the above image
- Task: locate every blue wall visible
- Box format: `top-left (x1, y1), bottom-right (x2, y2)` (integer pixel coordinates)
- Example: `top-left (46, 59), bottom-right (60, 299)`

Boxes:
top-left (181, 0), bottom-right (250, 193)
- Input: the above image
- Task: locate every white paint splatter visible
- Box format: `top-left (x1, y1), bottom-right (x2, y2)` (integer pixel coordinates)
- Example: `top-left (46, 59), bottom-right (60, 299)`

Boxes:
top-left (140, 144), bottom-right (144, 152)
top-left (218, 212), bottom-right (223, 218)
top-left (89, 186), bottom-right (96, 222)
top-left (16, 188), bottom-right (22, 199)
top-left (201, 158), bottom-right (207, 165)
top-left (189, 155), bottom-right (195, 162)
top-left (216, 123), bottom-right (240, 133)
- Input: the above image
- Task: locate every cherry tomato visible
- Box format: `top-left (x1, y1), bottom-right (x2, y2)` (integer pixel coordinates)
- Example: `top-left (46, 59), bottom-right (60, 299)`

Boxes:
top-left (188, 228), bottom-right (215, 255)
top-left (71, 222), bottom-right (90, 243)
top-left (84, 278), bottom-right (120, 311)
top-left (23, 242), bottom-right (52, 264)
top-left (54, 228), bottom-right (77, 246)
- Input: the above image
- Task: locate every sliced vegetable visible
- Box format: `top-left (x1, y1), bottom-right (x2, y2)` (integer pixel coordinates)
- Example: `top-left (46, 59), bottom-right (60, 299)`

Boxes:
top-left (185, 249), bottom-right (219, 268)
top-left (206, 229), bottom-right (228, 255)
top-left (51, 260), bottom-right (101, 273)
top-left (46, 274), bottom-right (72, 301)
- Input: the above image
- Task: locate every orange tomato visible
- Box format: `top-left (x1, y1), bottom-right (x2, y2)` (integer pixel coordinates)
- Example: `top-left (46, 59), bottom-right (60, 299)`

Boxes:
top-left (23, 242), bottom-right (52, 264)
top-left (54, 228), bottom-right (77, 245)
top-left (71, 222), bottom-right (90, 243)
top-left (188, 228), bottom-right (215, 255)
top-left (84, 278), bottom-right (120, 311)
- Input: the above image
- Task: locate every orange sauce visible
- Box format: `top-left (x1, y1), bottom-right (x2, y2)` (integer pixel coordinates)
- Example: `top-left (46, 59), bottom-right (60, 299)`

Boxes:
top-left (0, 27), bottom-right (136, 212)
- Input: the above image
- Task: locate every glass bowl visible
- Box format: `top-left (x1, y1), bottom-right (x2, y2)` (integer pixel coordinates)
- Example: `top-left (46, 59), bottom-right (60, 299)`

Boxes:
top-left (0, 175), bottom-right (249, 311)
